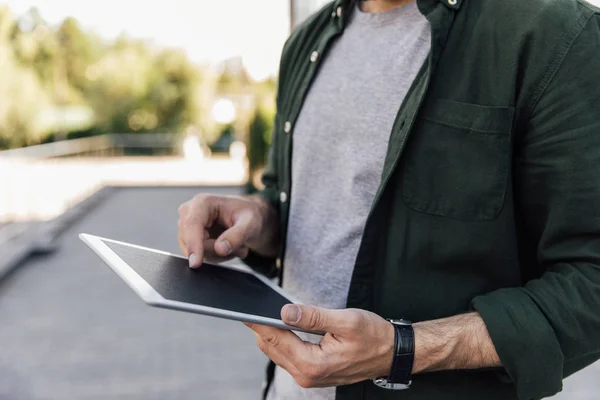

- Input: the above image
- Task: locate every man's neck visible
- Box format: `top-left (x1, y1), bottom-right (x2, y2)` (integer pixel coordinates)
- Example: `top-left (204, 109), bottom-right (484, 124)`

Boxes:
top-left (359, 0), bottom-right (416, 13)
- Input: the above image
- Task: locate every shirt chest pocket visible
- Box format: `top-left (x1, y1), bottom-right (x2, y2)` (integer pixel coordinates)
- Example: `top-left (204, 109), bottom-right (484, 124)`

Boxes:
top-left (401, 99), bottom-right (514, 221)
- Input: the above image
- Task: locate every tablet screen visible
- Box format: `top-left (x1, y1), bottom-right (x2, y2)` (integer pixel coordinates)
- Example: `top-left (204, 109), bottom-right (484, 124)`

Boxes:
top-left (102, 240), bottom-right (290, 321)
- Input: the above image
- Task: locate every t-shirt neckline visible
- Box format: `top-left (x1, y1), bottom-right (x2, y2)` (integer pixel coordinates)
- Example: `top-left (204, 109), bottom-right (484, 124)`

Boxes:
top-left (352, 1), bottom-right (421, 27)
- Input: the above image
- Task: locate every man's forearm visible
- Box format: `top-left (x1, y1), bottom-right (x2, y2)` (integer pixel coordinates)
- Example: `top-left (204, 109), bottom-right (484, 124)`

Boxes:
top-left (412, 312), bottom-right (501, 374)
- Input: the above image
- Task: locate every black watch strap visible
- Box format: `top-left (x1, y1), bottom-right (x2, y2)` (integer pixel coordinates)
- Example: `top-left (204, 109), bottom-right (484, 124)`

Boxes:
top-left (388, 321), bottom-right (415, 385)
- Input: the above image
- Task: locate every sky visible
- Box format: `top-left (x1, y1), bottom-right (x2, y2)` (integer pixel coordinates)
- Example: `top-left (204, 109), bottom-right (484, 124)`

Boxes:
top-left (2, 0), bottom-right (291, 80)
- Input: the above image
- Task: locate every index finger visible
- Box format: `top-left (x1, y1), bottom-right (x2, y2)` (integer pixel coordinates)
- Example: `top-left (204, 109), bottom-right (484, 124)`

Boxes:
top-left (183, 196), bottom-right (214, 268)
top-left (245, 323), bottom-right (316, 368)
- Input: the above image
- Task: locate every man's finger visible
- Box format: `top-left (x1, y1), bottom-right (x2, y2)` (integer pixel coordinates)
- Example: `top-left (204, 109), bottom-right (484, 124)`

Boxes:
top-left (178, 202), bottom-right (189, 219)
top-left (250, 330), bottom-right (302, 377)
top-left (203, 238), bottom-right (249, 260)
top-left (214, 210), bottom-right (255, 257)
top-left (183, 198), bottom-right (214, 268)
top-left (281, 305), bottom-right (360, 335)
top-left (177, 233), bottom-right (188, 257)
top-left (245, 323), bottom-right (311, 368)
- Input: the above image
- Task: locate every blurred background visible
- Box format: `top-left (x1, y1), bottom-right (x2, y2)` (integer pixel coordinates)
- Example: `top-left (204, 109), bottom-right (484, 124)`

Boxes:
top-left (0, 0), bottom-right (305, 224)
top-left (0, 0), bottom-right (598, 399)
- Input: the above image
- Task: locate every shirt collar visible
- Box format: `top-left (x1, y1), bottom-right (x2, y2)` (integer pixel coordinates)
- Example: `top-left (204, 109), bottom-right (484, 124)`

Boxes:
top-left (335, 0), bottom-right (463, 22)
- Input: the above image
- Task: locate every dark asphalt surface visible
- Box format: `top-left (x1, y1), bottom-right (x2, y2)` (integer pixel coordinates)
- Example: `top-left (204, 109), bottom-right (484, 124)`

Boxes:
top-left (0, 187), bottom-right (596, 399)
top-left (0, 187), bottom-right (267, 400)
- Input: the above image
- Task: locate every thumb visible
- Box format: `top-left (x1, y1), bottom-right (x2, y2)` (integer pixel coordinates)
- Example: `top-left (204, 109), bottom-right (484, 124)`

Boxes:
top-left (214, 210), bottom-right (255, 257)
top-left (281, 304), bottom-right (347, 334)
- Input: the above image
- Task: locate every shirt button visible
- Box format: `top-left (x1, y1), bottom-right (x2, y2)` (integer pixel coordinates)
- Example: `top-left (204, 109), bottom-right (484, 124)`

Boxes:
top-left (448, 0), bottom-right (457, 5)
top-left (336, 6), bottom-right (343, 18)
top-left (279, 192), bottom-right (287, 203)
top-left (280, 191), bottom-right (288, 203)
top-left (284, 121), bottom-right (292, 133)
top-left (310, 51), bottom-right (319, 63)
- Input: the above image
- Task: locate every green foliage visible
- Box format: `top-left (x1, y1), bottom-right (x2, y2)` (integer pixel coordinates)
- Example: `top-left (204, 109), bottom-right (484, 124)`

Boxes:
top-left (0, 6), bottom-right (203, 148)
top-left (0, 8), bottom-right (50, 147)
top-left (248, 107), bottom-right (272, 171)
top-left (56, 17), bottom-right (100, 98)
top-left (245, 106), bottom-right (274, 193)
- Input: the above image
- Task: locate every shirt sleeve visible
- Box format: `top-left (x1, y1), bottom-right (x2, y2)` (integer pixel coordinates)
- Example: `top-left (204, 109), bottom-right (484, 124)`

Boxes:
top-left (471, 12), bottom-right (600, 400)
top-left (243, 121), bottom-right (281, 278)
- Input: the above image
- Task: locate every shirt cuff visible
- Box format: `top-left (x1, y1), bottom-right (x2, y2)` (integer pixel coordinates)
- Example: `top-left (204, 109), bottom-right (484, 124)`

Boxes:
top-left (471, 288), bottom-right (564, 400)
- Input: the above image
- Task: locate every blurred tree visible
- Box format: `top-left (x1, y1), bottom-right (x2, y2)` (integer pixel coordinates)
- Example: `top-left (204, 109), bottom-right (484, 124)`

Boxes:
top-left (84, 38), bottom-right (202, 134)
top-left (85, 38), bottom-right (154, 132)
top-left (0, 7), bottom-right (49, 147)
top-left (0, 6), bottom-right (205, 148)
top-left (57, 18), bottom-right (99, 95)
top-left (248, 108), bottom-right (270, 170)
top-left (0, 46), bottom-right (50, 147)
top-left (0, 7), bottom-right (14, 40)
top-left (149, 49), bottom-right (202, 132)
top-left (246, 107), bottom-right (273, 192)
top-left (0, 6), bottom-right (279, 150)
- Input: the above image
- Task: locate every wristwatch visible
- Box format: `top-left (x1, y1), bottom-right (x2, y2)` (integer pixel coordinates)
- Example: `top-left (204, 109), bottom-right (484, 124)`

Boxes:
top-left (373, 319), bottom-right (414, 390)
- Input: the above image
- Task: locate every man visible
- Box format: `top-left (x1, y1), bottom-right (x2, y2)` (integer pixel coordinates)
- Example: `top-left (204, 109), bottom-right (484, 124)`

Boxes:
top-left (177, 0), bottom-right (600, 399)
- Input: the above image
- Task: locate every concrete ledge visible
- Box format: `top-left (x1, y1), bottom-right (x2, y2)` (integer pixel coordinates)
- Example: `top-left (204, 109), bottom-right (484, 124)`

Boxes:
top-left (0, 187), bottom-right (115, 283)
top-left (0, 184), bottom-right (246, 283)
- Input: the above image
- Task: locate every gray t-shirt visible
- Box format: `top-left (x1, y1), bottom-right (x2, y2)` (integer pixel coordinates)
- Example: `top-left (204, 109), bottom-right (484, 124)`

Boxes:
top-left (268, 3), bottom-right (431, 399)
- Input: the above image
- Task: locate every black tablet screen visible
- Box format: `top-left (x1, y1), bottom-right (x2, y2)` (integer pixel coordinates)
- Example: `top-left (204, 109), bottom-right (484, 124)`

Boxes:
top-left (103, 240), bottom-right (290, 320)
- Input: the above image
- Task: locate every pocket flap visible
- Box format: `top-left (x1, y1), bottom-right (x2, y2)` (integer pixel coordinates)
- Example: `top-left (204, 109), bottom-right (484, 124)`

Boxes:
top-left (422, 99), bottom-right (515, 135)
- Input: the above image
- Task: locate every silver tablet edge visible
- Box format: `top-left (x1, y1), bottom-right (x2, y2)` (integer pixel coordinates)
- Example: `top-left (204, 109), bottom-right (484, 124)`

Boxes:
top-left (79, 233), bottom-right (323, 335)
top-left (156, 299), bottom-right (297, 331)
top-left (82, 234), bottom-right (305, 305)
top-left (80, 233), bottom-right (164, 305)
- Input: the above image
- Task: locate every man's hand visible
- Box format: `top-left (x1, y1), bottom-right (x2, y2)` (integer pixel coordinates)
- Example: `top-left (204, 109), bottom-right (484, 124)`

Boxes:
top-left (246, 305), bottom-right (395, 388)
top-left (247, 306), bottom-right (502, 389)
top-left (178, 194), bottom-right (278, 267)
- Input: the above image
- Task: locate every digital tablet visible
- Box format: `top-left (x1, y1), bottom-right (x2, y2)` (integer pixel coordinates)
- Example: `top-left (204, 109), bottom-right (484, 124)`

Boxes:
top-left (79, 233), bottom-right (319, 334)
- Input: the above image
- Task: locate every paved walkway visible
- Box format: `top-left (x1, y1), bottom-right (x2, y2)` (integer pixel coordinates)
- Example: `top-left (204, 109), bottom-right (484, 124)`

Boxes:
top-left (0, 186), bottom-right (597, 399)
top-left (0, 187), bottom-right (266, 400)
top-left (552, 364), bottom-right (600, 400)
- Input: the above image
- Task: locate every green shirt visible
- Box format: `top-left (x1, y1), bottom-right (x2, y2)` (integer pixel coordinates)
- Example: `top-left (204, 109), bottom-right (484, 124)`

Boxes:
top-left (246, 0), bottom-right (600, 399)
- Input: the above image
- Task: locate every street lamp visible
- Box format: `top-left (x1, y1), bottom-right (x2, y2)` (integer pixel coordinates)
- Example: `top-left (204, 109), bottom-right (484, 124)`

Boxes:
top-left (211, 99), bottom-right (237, 125)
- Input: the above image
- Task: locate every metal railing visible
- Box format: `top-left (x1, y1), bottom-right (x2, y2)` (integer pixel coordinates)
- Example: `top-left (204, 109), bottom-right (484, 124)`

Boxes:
top-left (0, 134), bottom-right (246, 224)
top-left (0, 133), bottom-right (187, 159)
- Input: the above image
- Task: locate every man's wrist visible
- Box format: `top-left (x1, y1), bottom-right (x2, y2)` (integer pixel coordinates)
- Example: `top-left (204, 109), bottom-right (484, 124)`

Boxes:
top-left (412, 318), bottom-right (459, 374)
top-left (374, 319), bottom-right (396, 378)
top-left (412, 313), bottom-right (501, 374)
top-left (372, 319), bottom-right (414, 390)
